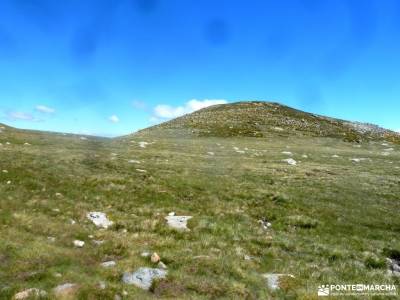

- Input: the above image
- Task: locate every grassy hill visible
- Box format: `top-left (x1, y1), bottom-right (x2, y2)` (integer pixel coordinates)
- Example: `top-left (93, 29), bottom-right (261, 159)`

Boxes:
top-left (0, 103), bottom-right (399, 299)
top-left (137, 101), bottom-right (400, 143)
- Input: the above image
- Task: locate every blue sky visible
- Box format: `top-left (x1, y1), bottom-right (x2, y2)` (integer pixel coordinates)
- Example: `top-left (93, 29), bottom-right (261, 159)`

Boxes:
top-left (0, 0), bottom-right (399, 137)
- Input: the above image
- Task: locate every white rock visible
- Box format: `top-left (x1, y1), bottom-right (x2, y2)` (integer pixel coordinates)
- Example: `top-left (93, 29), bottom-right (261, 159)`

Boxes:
top-left (128, 160), bottom-right (141, 164)
top-left (87, 212), bottom-right (113, 229)
top-left (141, 251), bottom-right (151, 257)
top-left (283, 158), bottom-right (297, 166)
top-left (136, 169), bottom-right (147, 173)
top-left (80, 137), bottom-right (87, 140)
top-left (93, 240), bottom-right (104, 245)
top-left (98, 281), bottom-right (106, 289)
top-left (6, 180), bottom-right (11, 185)
top-left (158, 261), bottom-right (167, 269)
top-left (263, 273), bottom-right (295, 291)
top-left (236, 150), bottom-right (245, 154)
top-left (101, 261), bottom-right (116, 268)
top-left (207, 152), bottom-right (215, 156)
top-left (2, 169), bottom-right (8, 173)
top-left (165, 215), bottom-right (192, 230)
top-left (301, 154), bottom-right (308, 158)
top-left (168, 212), bottom-right (175, 216)
top-left (13, 288), bottom-right (47, 300)
top-left (73, 240), bottom-right (85, 247)
top-left (122, 268), bottom-right (167, 290)
top-left (350, 158), bottom-right (366, 163)
top-left (332, 154), bottom-right (340, 158)
top-left (139, 141), bottom-right (149, 148)
top-left (281, 151), bottom-right (292, 156)
top-left (6, 142), bottom-right (10, 145)
top-left (24, 142), bottom-right (31, 146)
top-left (53, 283), bottom-right (78, 298)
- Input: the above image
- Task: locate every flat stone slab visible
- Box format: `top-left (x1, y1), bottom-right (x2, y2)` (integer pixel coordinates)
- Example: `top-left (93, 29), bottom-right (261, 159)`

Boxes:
top-left (87, 212), bottom-right (113, 229)
top-left (122, 267), bottom-right (167, 290)
top-left (165, 215), bottom-right (192, 230)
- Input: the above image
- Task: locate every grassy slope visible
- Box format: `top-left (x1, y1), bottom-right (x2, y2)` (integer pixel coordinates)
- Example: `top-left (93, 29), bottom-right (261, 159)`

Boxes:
top-left (0, 105), bottom-right (400, 299)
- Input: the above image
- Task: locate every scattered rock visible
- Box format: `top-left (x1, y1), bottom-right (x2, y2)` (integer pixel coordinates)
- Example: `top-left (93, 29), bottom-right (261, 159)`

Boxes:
top-left (141, 251), bottom-right (151, 257)
top-left (69, 219), bottom-right (76, 225)
top-left (258, 218), bottom-right (272, 230)
top-left (136, 169), bottom-right (147, 173)
top-left (47, 236), bottom-right (56, 242)
top-left (128, 160), bottom-right (141, 164)
top-left (301, 154), bottom-right (308, 158)
top-left (281, 151), bottom-right (292, 156)
top-left (350, 158), bottom-right (367, 163)
top-left (98, 281), bottom-right (106, 290)
top-left (2, 169), bottom-right (8, 173)
top-left (263, 273), bottom-right (295, 291)
top-left (73, 240), bottom-right (85, 248)
top-left (122, 268), bottom-right (167, 290)
top-left (87, 212), bottom-right (113, 229)
top-left (101, 261), bottom-right (116, 268)
top-left (165, 215), bottom-right (192, 230)
top-left (157, 261), bottom-right (167, 269)
top-left (151, 253), bottom-right (160, 263)
top-left (93, 240), bottom-right (104, 245)
top-left (283, 158), bottom-right (297, 166)
top-left (207, 152), bottom-right (215, 156)
top-left (168, 212), bottom-right (175, 216)
top-left (6, 181), bottom-right (11, 185)
top-left (23, 143), bottom-right (31, 146)
top-left (332, 154), bottom-right (339, 158)
top-left (13, 288), bottom-right (47, 299)
top-left (387, 257), bottom-right (400, 277)
top-left (53, 283), bottom-right (79, 298)
top-left (139, 141), bottom-right (149, 148)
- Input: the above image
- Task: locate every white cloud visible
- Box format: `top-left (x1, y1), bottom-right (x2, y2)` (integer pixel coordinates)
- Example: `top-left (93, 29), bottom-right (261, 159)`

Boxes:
top-left (108, 115), bottom-right (120, 123)
top-left (153, 99), bottom-right (227, 119)
top-left (36, 105), bottom-right (55, 114)
top-left (7, 111), bottom-right (38, 121)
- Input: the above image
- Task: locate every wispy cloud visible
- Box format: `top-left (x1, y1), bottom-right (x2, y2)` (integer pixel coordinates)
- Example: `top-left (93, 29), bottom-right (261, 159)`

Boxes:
top-left (108, 115), bottom-right (120, 123)
top-left (36, 105), bottom-right (55, 114)
top-left (153, 99), bottom-right (227, 119)
top-left (7, 111), bottom-right (38, 121)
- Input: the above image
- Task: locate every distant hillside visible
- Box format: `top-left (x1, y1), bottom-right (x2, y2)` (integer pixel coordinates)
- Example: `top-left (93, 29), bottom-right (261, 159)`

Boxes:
top-left (137, 101), bottom-right (399, 143)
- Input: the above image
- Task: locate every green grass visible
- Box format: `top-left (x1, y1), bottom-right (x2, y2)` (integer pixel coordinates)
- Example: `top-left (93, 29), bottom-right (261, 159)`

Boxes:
top-left (0, 110), bottom-right (400, 299)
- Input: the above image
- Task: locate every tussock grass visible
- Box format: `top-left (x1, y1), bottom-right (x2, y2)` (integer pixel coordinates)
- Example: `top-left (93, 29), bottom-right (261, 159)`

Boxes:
top-left (1, 107), bottom-right (400, 299)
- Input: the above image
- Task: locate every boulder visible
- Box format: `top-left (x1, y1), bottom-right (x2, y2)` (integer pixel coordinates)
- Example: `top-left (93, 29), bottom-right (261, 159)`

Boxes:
top-left (122, 268), bottom-right (167, 290)
top-left (87, 212), bottom-right (113, 229)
